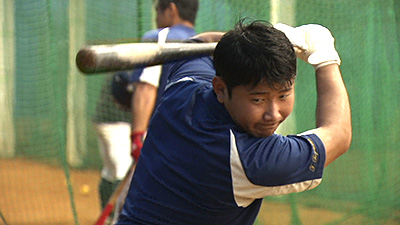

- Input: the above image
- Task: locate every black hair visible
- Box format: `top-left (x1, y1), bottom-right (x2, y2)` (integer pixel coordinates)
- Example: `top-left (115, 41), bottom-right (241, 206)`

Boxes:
top-left (213, 18), bottom-right (297, 97)
top-left (156, 0), bottom-right (199, 24)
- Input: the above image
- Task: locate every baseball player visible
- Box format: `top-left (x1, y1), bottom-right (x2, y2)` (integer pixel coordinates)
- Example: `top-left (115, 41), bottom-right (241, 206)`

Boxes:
top-left (93, 76), bottom-right (132, 211)
top-left (127, 0), bottom-right (199, 162)
top-left (116, 19), bottom-right (352, 225)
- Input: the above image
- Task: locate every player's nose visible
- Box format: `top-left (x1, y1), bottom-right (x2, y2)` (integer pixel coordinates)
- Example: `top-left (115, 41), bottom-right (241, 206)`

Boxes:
top-left (262, 100), bottom-right (281, 121)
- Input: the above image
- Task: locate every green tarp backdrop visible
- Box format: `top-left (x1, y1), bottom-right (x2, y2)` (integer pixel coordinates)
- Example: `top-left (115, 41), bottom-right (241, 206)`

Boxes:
top-left (0, 0), bottom-right (399, 224)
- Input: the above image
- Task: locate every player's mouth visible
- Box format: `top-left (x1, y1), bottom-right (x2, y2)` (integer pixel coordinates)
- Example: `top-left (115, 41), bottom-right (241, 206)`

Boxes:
top-left (254, 122), bottom-right (280, 136)
top-left (259, 121), bottom-right (280, 129)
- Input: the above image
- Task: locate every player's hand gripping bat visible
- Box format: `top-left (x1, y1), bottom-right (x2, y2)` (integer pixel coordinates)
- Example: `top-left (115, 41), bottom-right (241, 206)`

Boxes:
top-left (76, 42), bottom-right (217, 74)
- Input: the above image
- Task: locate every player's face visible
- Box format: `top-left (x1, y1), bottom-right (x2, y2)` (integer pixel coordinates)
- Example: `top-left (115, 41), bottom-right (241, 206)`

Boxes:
top-left (155, 4), bottom-right (173, 28)
top-left (216, 78), bottom-right (295, 137)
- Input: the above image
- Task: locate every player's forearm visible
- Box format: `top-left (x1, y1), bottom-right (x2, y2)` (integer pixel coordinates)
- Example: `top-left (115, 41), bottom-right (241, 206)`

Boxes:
top-left (314, 64), bottom-right (352, 166)
top-left (191, 32), bottom-right (225, 43)
top-left (131, 82), bottom-right (158, 132)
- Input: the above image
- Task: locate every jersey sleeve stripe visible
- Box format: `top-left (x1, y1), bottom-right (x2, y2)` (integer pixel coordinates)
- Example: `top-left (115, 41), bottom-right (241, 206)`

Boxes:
top-left (138, 28), bottom-right (170, 86)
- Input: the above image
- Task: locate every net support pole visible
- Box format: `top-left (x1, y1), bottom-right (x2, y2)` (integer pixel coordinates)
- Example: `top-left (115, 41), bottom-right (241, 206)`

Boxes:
top-left (270, 0), bottom-right (297, 136)
top-left (270, 1), bottom-right (301, 224)
top-left (67, 0), bottom-right (87, 168)
top-left (0, 0), bottom-right (16, 158)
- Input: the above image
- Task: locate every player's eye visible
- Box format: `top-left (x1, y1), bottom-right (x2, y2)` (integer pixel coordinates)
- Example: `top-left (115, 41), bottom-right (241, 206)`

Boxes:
top-left (279, 93), bottom-right (290, 100)
top-left (252, 98), bottom-right (264, 104)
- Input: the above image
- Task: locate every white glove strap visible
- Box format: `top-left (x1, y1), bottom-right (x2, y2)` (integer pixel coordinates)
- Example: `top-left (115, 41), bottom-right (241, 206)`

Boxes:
top-left (309, 49), bottom-right (341, 70)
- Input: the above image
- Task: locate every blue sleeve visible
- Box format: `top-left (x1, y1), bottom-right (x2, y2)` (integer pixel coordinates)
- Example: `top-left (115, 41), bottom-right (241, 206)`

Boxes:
top-left (141, 29), bottom-right (161, 42)
top-left (128, 68), bottom-right (143, 83)
top-left (235, 133), bottom-right (326, 186)
top-left (126, 29), bottom-right (160, 83)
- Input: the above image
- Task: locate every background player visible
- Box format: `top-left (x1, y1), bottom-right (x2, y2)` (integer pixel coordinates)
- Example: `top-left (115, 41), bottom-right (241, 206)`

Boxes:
top-left (127, 0), bottom-right (199, 162)
top-left (116, 19), bottom-right (352, 224)
top-left (92, 57), bottom-right (132, 212)
top-left (94, 0), bottom-right (198, 219)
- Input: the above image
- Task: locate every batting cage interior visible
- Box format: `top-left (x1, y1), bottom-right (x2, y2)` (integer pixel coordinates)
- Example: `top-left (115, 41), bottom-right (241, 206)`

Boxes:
top-left (1, 0), bottom-right (400, 224)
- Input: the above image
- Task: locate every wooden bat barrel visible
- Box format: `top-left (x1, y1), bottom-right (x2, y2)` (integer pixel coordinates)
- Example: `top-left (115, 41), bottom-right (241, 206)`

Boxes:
top-left (76, 42), bottom-right (217, 74)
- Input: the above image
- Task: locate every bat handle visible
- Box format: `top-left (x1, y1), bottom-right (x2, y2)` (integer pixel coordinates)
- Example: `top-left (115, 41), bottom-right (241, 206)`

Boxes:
top-left (94, 204), bottom-right (114, 225)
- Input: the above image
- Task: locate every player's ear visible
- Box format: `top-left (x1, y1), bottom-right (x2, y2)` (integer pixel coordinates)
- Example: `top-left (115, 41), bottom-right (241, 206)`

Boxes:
top-left (169, 2), bottom-right (179, 18)
top-left (212, 76), bottom-right (228, 103)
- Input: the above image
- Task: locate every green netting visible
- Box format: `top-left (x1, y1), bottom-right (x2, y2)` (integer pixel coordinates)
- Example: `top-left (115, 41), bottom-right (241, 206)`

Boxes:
top-left (1, 0), bottom-right (399, 224)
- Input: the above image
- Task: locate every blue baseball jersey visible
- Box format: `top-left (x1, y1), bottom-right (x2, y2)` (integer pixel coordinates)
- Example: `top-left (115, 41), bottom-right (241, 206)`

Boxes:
top-left (117, 57), bottom-right (326, 225)
top-left (129, 24), bottom-right (196, 106)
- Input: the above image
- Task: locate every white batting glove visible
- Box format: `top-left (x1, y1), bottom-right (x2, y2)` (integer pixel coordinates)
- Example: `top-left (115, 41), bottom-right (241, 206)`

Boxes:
top-left (274, 23), bottom-right (341, 70)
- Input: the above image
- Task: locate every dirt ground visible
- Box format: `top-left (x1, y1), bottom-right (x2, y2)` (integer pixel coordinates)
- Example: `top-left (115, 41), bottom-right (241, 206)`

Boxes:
top-left (0, 158), bottom-right (101, 225)
top-left (1, 158), bottom-right (398, 225)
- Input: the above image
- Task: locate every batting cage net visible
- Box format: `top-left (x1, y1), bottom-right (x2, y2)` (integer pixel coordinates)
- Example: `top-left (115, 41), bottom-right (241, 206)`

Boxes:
top-left (1, 0), bottom-right (399, 224)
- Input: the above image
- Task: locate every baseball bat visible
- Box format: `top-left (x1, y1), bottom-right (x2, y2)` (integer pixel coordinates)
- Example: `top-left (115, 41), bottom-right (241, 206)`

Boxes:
top-left (94, 163), bottom-right (136, 225)
top-left (0, 209), bottom-right (8, 225)
top-left (76, 42), bottom-right (217, 74)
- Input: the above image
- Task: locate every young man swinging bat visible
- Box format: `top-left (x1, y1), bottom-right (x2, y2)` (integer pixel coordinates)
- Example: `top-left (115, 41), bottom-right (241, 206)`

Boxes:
top-left (116, 19), bottom-right (352, 225)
